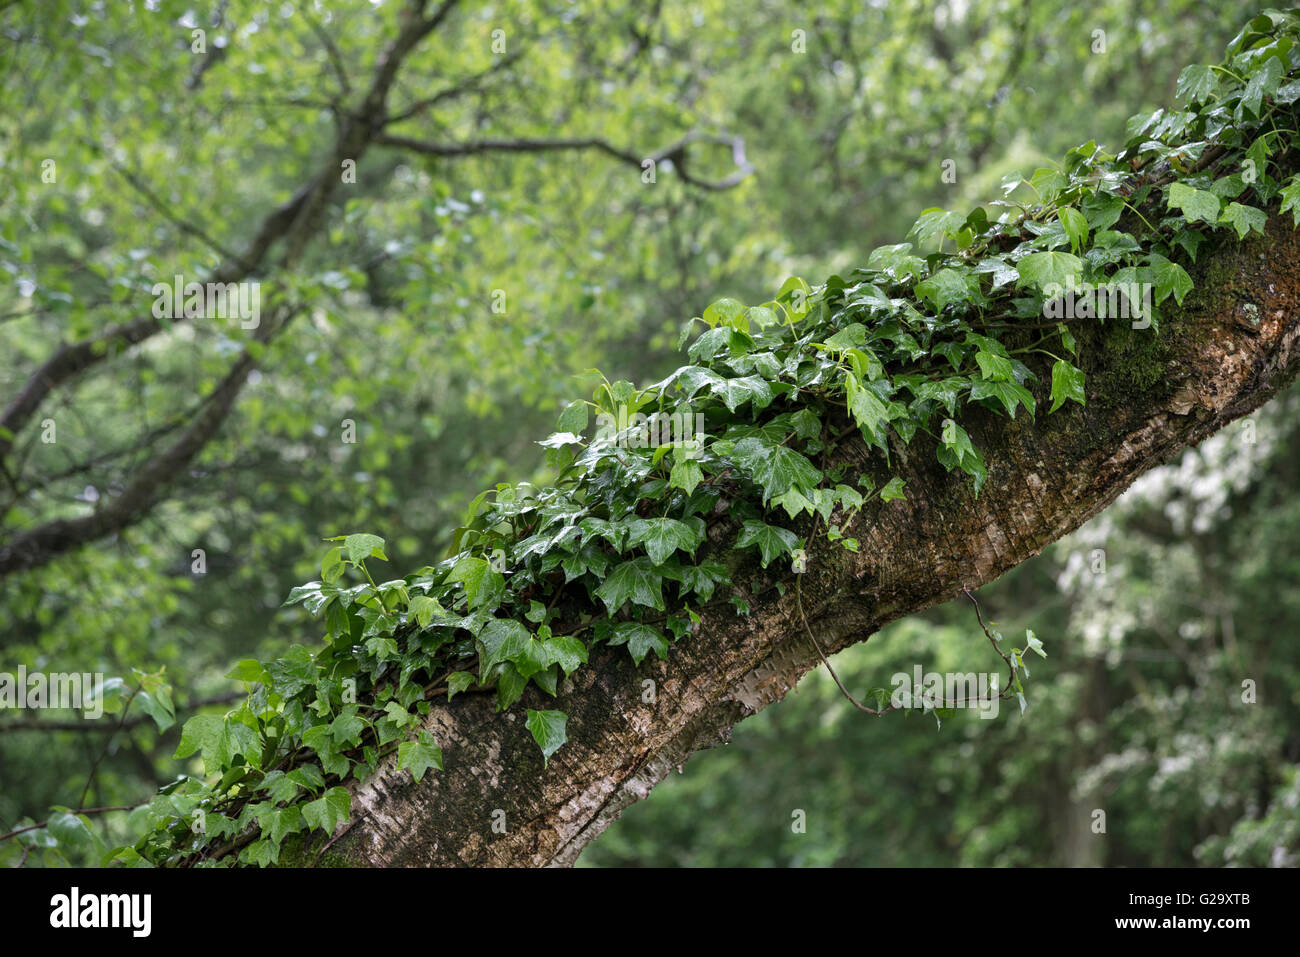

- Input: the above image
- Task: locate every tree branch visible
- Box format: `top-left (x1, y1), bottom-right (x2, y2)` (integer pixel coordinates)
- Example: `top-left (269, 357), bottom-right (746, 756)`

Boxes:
top-left (375, 129), bottom-right (755, 191)
top-left (0, 308), bottom-right (297, 578)
top-left (0, 692), bottom-right (243, 734)
top-left (309, 213), bottom-right (1300, 867)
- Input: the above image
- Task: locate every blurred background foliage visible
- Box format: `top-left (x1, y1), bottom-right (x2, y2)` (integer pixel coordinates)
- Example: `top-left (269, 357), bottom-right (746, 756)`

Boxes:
top-left (2, 0), bottom-right (1295, 866)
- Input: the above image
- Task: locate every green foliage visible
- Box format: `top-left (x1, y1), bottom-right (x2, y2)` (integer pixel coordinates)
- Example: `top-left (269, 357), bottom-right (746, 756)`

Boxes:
top-left (102, 7), bottom-right (1300, 865)
top-left (0, 0), bottom-right (1283, 868)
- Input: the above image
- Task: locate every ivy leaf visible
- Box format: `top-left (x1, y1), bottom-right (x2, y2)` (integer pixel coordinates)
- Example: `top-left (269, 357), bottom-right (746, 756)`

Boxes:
top-left (538, 431), bottom-right (583, 448)
top-left (1219, 202), bottom-right (1267, 239)
top-left (974, 350), bottom-right (1015, 382)
top-left (702, 296), bottom-right (745, 327)
top-left (342, 533), bottom-right (387, 565)
top-left (284, 582), bottom-right (324, 609)
top-left (330, 710), bottom-right (366, 748)
top-left (1147, 254), bottom-right (1194, 306)
top-left (940, 418), bottom-right (977, 462)
top-left (241, 839), bottom-right (279, 868)
top-left (668, 458), bottom-right (704, 495)
top-left (476, 619), bottom-right (531, 682)
top-left (625, 517), bottom-right (705, 564)
top-left (263, 642), bottom-right (314, 696)
top-left (715, 375), bottom-right (776, 413)
top-left (731, 437), bottom-right (822, 501)
top-left (543, 635), bottom-right (589, 676)
top-left (1016, 251), bottom-right (1084, 291)
top-left (595, 557), bottom-right (665, 613)
top-left (397, 732), bottom-right (443, 783)
top-left (1238, 55), bottom-right (1283, 119)
top-left (735, 520), bottom-right (799, 567)
top-left (557, 400), bottom-right (588, 434)
top-left (174, 715), bottom-right (259, 776)
top-left (48, 810), bottom-right (95, 848)
top-left (302, 786), bottom-right (351, 835)
top-left (1166, 182), bottom-right (1220, 224)
top-left (937, 420), bottom-right (987, 491)
top-left (262, 805), bottom-right (303, 846)
top-left (446, 671), bottom-right (476, 700)
top-left (1175, 63), bottom-right (1219, 104)
top-left (261, 771), bottom-right (300, 804)
top-left (514, 637), bottom-right (551, 679)
top-left (1056, 207), bottom-right (1089, 254)
top-left (1281, 176), bottom-right (1300, 226)
top-left (823, 322), bottom-right (866, 351)
top-left (320, 548), bottom-right (345, 584)
top-left (446, 556), bottom-right (502, 610)
top-left (611, 621), bottom-right (669, 665)
top-left (914, 268), bottom-right (975, 312)
top-left (880, 477), bottom-right (907, 502)
top-left (287, 764), bottom-right (325, 793)
top-left (970, 379), bottom-right (1036, 418)
top-left (525, 709), bottom-right (568, 766)
top-left (908, 208), bottom-right (966, 246)
top-left (972, 256), bottom-right (1019, 289)
top-left (135, 688), bottom-right (175, 732)
top-left (866, 243), bottom-right (925, 281)
top-left (907, 377), bottom-right (966, 417)
top-left (1049, 359), bottom-right (1087, 413)
top-left (678, 561), bottom-right (726, 602)
top-left (844, 373), bottom-right (893, 449)
top-left (407, 594), bottom-right (444, 628)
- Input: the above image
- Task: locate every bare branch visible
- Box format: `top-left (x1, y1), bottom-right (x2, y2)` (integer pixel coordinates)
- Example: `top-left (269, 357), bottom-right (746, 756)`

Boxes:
top-left (375, 129), bottom-right (756, 191)
top-left (384, 46), bottom-right (527, 125)
top-left (303, 9), bottom-right (352, 98)
top-left (0, 308), bottom-right (298, 578)
top-left (0, 692), bottom-right (243, 734)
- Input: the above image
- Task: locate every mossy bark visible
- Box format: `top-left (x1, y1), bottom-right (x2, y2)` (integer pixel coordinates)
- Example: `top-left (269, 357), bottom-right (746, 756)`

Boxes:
top-left (306, 216), bottom-right (1300, 867)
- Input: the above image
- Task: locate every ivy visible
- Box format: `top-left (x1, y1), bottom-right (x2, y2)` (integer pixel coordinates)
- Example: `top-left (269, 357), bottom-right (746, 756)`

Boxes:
top-left (118, 11), bottom-right (1300, 866)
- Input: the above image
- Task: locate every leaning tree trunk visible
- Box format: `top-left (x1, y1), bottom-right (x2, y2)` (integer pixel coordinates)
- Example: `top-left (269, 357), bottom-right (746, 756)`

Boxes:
top-left (301, 216), bottom-right (1300, 866)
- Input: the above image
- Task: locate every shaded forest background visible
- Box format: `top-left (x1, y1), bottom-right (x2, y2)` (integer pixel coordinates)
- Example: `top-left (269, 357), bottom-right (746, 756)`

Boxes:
top-left (2, 0), bottom-right (1296, 866)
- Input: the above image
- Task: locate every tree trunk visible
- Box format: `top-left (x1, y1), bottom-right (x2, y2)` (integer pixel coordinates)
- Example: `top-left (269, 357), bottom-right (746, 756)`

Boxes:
top-left (309, 217), bottom-right (1300, 867)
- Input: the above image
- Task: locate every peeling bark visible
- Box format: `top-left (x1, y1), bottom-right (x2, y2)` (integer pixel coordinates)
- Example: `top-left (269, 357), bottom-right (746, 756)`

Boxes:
top-left (309, 216), bottom-right (1300, 867)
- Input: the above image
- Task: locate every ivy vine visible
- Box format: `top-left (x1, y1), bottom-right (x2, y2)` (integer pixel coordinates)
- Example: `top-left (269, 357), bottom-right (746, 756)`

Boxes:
top-left (103, 11), bottom-right (1300, 867)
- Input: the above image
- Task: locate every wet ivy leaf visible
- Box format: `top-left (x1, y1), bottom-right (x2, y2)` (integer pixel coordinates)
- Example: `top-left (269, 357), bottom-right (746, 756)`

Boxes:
top-left (735, 520), bottom-right (799, 567)
top-left (302, 786), bottom-right (351, 835)
top-left (1049, 360), bottom-right (1087, 413)
top-left (525, 709), bottom-right (568, 766)
top-left (397, 732), bottom-right (443, 783)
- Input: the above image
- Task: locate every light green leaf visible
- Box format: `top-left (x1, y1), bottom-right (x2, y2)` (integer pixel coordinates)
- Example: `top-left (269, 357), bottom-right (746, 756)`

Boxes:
top-left (1219, 202), bottom-right (1267, 239)
top-left (1175, 63), bottom-right (1218, 104)
top-left (1057, 207), bottom-right (1089, 254)
top-left (1016, 251), bottom-right (1084, 291)
top-left (525, 709), bottom-right (568, 766)
top-left (302, 786), bottom-right (351, 835)
top-left (1049, 359), bottom-right (1087, 413)
top-left (343, 533), bottom-right (387, 565)
top-left (557, 400), bottom-right (588, 434)
top-left (880, 477), bottom-right (907, 502)
top-left (1166, 182), bottom-right (1220, 224)
top-left (914, 268), bottom-right (975, 312)
top-left (397, 732), bottom-right (443, 783)
top-left (447, 671), bottom-right (476, 700)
